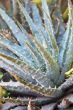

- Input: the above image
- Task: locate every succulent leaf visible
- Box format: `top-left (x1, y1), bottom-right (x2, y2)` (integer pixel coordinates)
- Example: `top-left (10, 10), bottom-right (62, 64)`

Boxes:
top-left (0, 35), bottom-right (38, 69)
top-left (0, 0), bottom-right (70, 96)
top-left (30, 35), bottom-right (60, 85)
top-left (31, 4), bottom-right (42, 26)
top-left (0, 56), bottom-right (56, 96)
top-left (0, 8), bottom-right (33, 46)
top-left (42, 0), bottom-right (59, 61)
top-left (17, 0), bottom-right (46, 45)
top-left (59, 0), bottom-right (73, 73)
top-left (17, 0), bottom-right (59, 62)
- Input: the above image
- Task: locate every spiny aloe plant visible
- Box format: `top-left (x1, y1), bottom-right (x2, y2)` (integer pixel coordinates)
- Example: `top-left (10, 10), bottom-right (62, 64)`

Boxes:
top-left (0, 0), bottom-right (73, 97)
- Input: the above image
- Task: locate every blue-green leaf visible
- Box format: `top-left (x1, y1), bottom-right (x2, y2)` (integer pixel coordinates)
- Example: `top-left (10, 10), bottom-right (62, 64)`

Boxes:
top-left (59, 0), bottom-right (73, 73)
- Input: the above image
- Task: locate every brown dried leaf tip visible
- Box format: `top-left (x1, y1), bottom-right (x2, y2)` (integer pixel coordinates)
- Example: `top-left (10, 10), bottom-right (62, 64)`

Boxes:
top-left (58, 98), bottom-right (71, 109)
top-left (27, 99), bottom-right (41, 110)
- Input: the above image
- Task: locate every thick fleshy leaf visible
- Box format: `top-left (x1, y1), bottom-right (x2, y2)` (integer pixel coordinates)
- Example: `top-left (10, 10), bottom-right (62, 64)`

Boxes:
top-left (0, 81), bottom-right (43, 97)
top-left (30, 35), bottom-right (60, 85)
top-left (0, 53), bottom-right (35, 74)
top-left (0, 36), bottom-right (38, 69)
top-left (26, 42), bottom-right (45, 69)
top-left (0, 56), bottom-right (36, 84)
top-left (0, 0), bottom-right (65, 89)
top-left (17, 0), bottom-right (59, 62)
top-left (42, 0), bottom-right (59, 61)
top-left (0, 47), bottom-right (17, 58)
top-left (14, 19), bottom-right (45, 68)
top-left (31, 3), bottom-right (58, 60)
top-left (0, 8), bottom-right (29, 46)
top-left (17, 0), bottom-right (46, 45)
top-left (59, 0), bottom-right (73, 73)
top-left (31, 4), bottom-right (42, 26)
top-left (0, 56), bottom-right (56, 96)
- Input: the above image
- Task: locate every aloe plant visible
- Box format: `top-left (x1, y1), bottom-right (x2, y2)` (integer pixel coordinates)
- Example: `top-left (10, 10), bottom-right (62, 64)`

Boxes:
top-left (0, 0), bottom-right (73, 98)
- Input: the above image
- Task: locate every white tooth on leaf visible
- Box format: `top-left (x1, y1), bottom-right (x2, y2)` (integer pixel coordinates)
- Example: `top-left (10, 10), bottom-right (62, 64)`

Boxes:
top-left (49, 85), bottom-right (51, 89)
